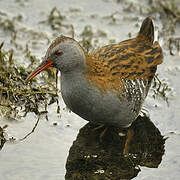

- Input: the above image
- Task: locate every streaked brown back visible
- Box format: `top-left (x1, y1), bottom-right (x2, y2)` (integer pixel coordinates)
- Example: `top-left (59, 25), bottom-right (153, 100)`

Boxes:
top-left (85, 17), bottom-right (163, 92)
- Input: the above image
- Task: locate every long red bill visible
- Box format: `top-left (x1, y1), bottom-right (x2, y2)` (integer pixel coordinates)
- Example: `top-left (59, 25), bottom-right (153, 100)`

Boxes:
top-left (26, 60), bottom-right (53, 82)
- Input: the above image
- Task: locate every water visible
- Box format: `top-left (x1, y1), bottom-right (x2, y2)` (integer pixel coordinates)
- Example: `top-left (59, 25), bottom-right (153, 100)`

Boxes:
top-left (0, 0), bottom-right (180, 179)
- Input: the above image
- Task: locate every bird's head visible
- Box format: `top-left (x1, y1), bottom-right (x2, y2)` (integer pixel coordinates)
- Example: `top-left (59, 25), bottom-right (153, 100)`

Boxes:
top-left (26, 35), bottom-right (86, 81)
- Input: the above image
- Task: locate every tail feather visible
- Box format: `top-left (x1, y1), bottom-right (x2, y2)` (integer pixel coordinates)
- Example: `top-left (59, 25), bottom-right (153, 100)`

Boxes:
top-left (137, 17), bottom-right (154, 44)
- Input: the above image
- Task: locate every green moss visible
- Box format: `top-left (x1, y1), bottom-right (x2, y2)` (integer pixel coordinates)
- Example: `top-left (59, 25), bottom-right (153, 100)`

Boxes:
top-left (0, 125), bottom-right (7, 150)
top-left (0, 42), bottom-right (58, 119)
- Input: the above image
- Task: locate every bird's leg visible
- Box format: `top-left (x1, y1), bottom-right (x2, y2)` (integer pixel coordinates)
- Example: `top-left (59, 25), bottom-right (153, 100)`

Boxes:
top-left (92, 124), bottom-right (109, 141)
top-left (99, 127), bottom-right (108, 141)
top-left (92, 124), bottom-right (105, 131)
top-left (123, 128), bottom-right (134, 155)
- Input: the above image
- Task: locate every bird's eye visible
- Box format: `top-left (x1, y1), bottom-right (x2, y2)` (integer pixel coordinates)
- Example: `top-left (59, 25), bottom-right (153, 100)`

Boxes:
top-left (55, 50), bottom-right (63, 56)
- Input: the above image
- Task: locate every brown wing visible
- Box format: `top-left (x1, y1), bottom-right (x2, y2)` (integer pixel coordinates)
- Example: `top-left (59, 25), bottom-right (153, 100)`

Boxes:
top-left (85, 17), bottom-right (163, 92)
top-left (93, 38), bottom-right (162, 78)
top-left (86, 38), bottom-right (163, 91)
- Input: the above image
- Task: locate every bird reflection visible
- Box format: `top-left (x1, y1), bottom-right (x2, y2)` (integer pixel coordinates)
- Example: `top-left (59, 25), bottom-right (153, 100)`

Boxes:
top-left (65, 115), bottom-right (166, 180)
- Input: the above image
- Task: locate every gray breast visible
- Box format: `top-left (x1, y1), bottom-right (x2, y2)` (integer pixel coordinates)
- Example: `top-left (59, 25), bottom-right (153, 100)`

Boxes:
top-left (60, 72), bottom-right (149, 128)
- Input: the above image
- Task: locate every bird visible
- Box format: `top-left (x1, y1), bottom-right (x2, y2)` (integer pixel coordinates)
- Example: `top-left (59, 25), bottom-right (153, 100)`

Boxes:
top-left (26, 17), bottom-right (163, 128)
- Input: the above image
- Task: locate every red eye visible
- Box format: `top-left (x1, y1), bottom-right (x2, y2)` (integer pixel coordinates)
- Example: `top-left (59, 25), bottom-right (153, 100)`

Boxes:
top-left (55, 50), bottom-right (63, 56)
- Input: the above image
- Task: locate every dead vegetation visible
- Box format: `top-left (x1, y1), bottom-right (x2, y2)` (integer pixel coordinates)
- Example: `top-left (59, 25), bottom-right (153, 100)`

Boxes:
top-left (0, 42), bottom-right (58, 119)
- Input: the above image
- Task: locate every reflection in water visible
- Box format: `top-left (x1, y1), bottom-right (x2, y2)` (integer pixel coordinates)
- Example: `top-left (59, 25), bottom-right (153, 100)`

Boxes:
top-left (65, 115), bottom-right (166, 180)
